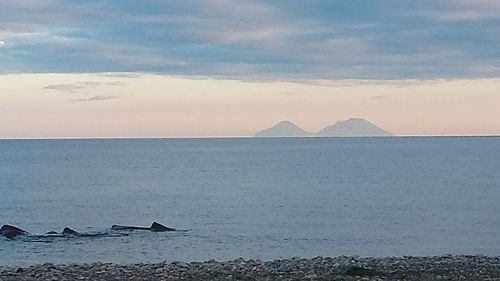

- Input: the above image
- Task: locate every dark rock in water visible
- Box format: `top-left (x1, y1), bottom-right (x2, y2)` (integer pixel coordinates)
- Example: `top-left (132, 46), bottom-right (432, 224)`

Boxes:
top-left (111, 225), bottom-right (150, 231)
top-left (1, 225), bottom-right (28, 239)
top-left (45, 228), bottom-right (79, 236)
top-left (62, 227), bottom-right (79, 236)
top-left (150, 222), bottom-right (176, 232)
top-left (111, 222), bottom-right (178, 232)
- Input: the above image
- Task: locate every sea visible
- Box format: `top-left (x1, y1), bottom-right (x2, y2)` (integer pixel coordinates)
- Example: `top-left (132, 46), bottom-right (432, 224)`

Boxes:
top-left (0, 137), bottom-right (499, 266)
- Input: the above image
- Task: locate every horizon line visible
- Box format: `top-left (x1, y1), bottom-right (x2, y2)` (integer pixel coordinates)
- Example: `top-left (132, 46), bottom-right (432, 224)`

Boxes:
top-left (1, 134), bottom-right (500, 141)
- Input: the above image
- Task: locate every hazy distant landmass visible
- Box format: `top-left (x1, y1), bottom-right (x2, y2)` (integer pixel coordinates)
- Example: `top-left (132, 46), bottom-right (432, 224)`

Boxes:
top-left (254, 121), bottom-right (312, 137)
top-left (255, 118), bottom-right (393, 137)
top-left (316, 118), bottom-right (393, 137)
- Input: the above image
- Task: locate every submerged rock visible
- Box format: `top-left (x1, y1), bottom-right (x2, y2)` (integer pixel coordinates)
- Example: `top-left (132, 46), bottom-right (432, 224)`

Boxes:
top-left (62, 227), bottom-right (79, 236)
top-left (111, 222), bottom-right (178, 232)
top-left (0, 225), bottom-right (28, 239)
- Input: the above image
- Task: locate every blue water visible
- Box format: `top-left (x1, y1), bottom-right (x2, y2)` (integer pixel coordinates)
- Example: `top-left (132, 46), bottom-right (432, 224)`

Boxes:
top-left (0, 137), bottom-right (499, 266)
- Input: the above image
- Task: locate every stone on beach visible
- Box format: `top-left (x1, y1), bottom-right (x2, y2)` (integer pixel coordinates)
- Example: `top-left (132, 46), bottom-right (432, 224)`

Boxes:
top-left (0, 255), bottom-right (498, 281)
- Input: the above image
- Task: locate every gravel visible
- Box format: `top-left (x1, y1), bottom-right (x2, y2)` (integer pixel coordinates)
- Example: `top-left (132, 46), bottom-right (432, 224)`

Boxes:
top-left (0, 255), bottom-right (498, 280)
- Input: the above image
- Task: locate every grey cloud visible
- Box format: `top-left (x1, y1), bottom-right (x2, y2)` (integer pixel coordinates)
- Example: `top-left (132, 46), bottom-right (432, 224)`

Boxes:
top-left (105, 81), bottom-right (125, 86)
top-left (2, 1), bottom-right (500, 79)
top-left (394, 0), bottom-right (500, 23)
top-left (44, 83), bottom-right (85, 92)
top-left (97, 73), bottom-right (143, 78)
top-left (71, 95), bottom-right (120, 102)
top-left (76, 81), bottom-right (100, 86)
top-left (44, 80), bottom-right (121, 93)
top-left (440, 0), bottom-right (500, 21)
top-left (0, 1), bottom-right (108, 32)
top-left (44, 81), bottom-right (101, 93)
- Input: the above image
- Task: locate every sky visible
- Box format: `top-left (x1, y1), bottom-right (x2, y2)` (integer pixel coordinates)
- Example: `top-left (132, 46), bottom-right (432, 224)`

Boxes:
top-left (1, 0), bottom-right (499, 137)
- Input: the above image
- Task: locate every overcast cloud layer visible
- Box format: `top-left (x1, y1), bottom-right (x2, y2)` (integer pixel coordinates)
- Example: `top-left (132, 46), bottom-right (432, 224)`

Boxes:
top-left (1, 0), bottom-right (499, 79)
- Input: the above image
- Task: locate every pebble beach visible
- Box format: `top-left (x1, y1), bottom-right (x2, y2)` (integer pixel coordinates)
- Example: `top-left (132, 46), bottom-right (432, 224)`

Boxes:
top-left (1, 255), bottom-right (499, 281)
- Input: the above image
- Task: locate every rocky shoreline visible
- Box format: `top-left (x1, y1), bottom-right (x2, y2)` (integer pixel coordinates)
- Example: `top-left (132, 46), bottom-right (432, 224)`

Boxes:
top-left (1, 255), bottom-right (498, 281)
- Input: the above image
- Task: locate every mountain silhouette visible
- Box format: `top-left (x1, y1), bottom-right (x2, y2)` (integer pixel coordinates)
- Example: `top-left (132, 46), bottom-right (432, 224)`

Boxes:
top-left (255, 121), bottom-right (312, 137)
top-left (316, 118), bottom-right (393, 137)
top-left (255, 118), bottom-right (393, 137)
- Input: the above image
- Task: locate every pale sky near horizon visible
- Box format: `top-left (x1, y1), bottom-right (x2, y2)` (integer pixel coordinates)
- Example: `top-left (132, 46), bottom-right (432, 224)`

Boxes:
top-left (1, 73), bottom-right (500, 138)
top-left (1, 1), bottom-right (500, 138)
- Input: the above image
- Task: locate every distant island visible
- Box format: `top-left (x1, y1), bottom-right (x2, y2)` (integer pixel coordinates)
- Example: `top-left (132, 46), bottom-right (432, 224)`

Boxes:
top-left (254, 121), bottom-right (312, 137)
top-left (255, 118), bottom-right (394, 137)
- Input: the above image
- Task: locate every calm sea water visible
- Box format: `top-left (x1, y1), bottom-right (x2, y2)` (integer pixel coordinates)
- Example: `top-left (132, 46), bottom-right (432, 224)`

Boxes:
top-left (0, 137), bottom-right (499, 266)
